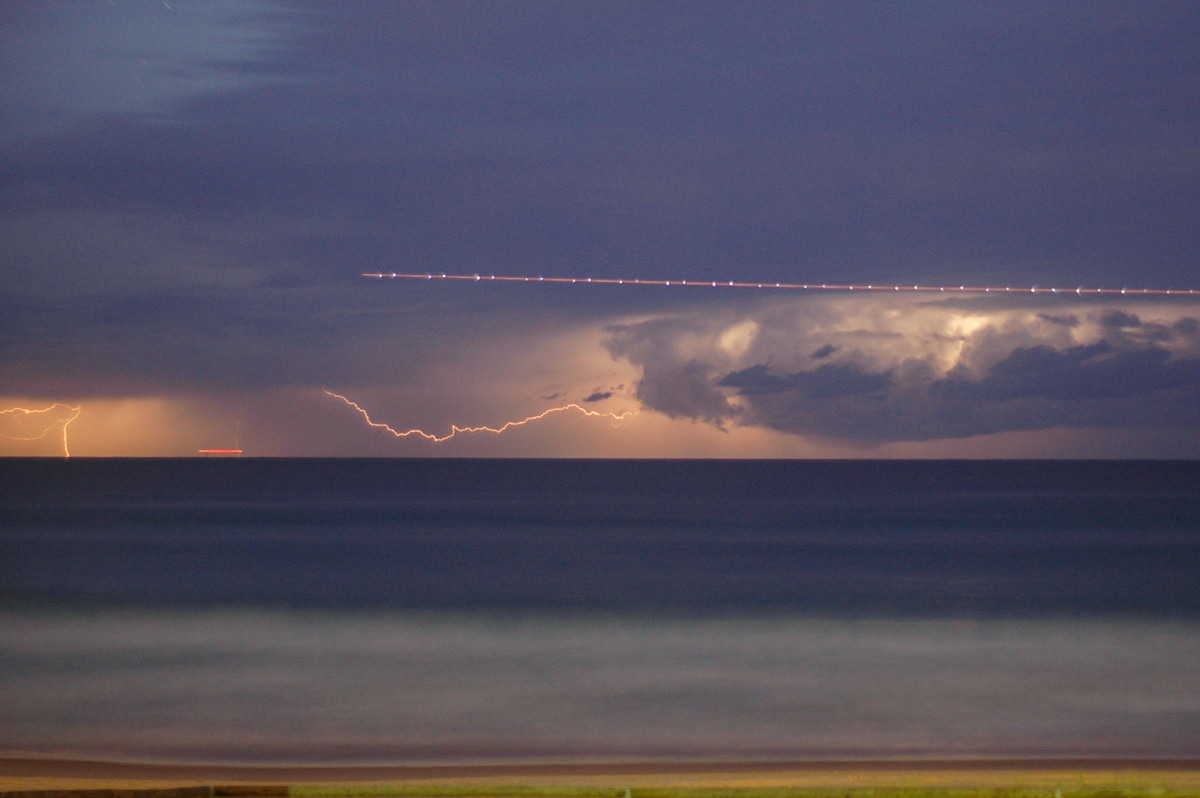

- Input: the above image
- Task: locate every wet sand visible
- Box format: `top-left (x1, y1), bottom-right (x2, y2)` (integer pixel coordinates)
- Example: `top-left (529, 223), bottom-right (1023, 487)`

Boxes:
top-left (4, 758), bottom-right (1200, 793)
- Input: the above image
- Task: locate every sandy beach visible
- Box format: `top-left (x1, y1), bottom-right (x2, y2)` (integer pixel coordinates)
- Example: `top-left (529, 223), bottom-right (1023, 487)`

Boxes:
top-left (4, 758), bottom-right (1200, 794)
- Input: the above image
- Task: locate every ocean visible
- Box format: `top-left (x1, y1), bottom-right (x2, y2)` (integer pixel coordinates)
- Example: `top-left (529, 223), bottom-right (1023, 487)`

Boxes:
top-left (1, 458), bottom-right (1198, 764)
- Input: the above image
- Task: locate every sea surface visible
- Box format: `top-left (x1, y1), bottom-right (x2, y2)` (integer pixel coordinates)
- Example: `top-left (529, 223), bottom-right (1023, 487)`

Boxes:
top-left (1, 458), bottom-right (1198, 764)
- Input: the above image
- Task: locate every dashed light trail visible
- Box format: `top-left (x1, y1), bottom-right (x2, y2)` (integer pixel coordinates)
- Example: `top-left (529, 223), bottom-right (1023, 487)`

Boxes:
top-left (324, 389), bottom-right (636, 444)
top-left (364, 272), bottom-right (1200, 296)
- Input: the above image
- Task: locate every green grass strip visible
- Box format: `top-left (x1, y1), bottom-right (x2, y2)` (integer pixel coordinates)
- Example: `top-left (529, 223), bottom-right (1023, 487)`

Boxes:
top-left (289, 786), bottom-right (1196, 798)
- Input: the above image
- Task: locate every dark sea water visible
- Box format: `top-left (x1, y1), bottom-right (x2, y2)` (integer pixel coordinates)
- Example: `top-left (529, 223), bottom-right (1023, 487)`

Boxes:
top-left (2, 458), bottom-right (1198, 763)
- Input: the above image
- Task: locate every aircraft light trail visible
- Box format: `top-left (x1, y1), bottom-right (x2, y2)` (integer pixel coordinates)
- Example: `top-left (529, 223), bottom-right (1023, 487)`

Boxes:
top-left (1, 402), bottom-right (82, 457)
top-left (324, 389), bottom-right (636, 444)
top-left (364, 272), bottom-right (1199, 296)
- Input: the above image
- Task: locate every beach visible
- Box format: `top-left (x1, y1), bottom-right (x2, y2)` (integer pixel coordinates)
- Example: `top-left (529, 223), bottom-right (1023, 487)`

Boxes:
top-left (4, 758), bottom-right (1200, 794)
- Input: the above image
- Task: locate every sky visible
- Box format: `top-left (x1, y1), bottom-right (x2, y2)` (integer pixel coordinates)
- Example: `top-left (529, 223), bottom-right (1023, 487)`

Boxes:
top-left (2, 1), bottom-right (1200, 458)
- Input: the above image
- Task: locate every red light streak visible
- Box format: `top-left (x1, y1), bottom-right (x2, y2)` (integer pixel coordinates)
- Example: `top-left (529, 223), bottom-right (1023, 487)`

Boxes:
top-left (364, 272), bottom-right (1200, 297)
top-left (1, 402), bottom-right (82, 457)
top-left (324, 389), bottom-right (636, 444)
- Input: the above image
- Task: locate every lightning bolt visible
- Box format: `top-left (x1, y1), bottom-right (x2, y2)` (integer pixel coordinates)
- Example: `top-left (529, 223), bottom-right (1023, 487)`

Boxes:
top-left (324, 389), bottom-right (636, 444)
top-left (1, 402), bottom-right (83, 457)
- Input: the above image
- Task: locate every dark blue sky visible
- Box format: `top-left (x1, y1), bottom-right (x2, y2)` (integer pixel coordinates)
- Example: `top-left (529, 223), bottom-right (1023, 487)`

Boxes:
top-left (3, 1), bottom-right (1199, 456)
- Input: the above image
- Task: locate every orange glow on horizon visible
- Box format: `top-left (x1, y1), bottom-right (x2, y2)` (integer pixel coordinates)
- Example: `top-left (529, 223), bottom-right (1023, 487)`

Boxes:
top-left (1, 402), bottom-right (82, 457)
top-left (324, 389), bottom-right (637, 444)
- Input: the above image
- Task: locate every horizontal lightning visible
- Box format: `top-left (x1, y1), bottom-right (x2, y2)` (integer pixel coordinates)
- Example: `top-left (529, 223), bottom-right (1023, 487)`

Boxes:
top-left (324, 389), bottom-right (636, 443)
top-left (364, 272), bottom-right (1200, 297)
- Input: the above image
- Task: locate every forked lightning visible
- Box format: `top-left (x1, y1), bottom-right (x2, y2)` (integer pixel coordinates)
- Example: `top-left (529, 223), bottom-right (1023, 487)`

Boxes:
top-left (324, 389), bottom-right (635, 444)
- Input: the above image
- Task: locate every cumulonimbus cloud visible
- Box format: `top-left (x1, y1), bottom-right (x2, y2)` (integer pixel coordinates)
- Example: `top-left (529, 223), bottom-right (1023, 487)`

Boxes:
top-left (603, 296), bottom-right (1200, 442)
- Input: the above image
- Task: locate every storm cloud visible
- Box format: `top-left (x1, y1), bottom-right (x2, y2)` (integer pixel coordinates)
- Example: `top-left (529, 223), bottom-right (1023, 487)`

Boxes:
top-left (604, 297), bottom-right (1200, 443)
top-left (3, 3), bottom-right (1200, 455)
